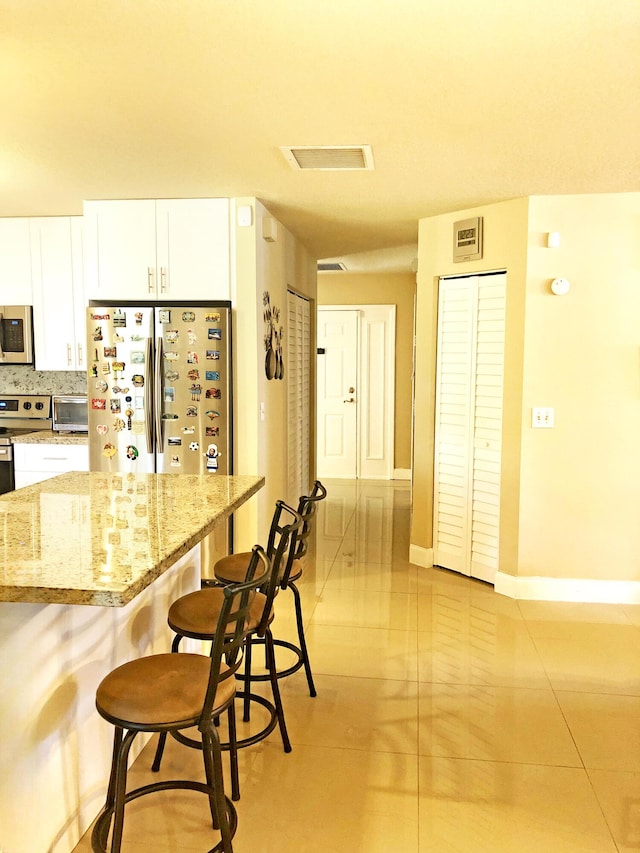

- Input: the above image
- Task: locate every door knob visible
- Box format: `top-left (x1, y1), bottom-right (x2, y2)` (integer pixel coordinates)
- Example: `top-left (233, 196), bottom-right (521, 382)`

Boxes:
top-left (348, 386), bottom-right (355, 393)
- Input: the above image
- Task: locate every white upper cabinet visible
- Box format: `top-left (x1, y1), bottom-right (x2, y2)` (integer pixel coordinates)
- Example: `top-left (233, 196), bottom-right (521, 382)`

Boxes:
top-left (83, 199), bottom-right (231, 301)
top-left (0, 218), bottom-right (33, 304)
top-left (31, 217), bottom-right (86, 371)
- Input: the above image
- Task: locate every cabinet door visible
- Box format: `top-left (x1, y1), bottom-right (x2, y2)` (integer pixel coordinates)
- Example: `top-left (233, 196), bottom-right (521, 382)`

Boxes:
top-left (31, 217), bottom-right (85, 371)
top-left (0, 218), bottom-right (33, 304)
top-left (84, 200), bottom-right (157, 300)
top-left (156, 199), bottom-right (230, 300)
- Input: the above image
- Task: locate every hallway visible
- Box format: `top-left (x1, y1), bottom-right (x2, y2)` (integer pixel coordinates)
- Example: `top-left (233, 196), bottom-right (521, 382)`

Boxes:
top-left (75, 478), bottom-right (640, 852)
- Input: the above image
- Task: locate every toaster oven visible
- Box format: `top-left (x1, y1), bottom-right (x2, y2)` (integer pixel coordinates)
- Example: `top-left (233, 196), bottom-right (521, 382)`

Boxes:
top-left (52, 395), bottom-right (88, 433)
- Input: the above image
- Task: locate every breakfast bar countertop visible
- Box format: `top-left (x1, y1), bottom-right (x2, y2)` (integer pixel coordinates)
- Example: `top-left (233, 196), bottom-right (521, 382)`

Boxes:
top-left (0, 471), bottom-right (264, 607)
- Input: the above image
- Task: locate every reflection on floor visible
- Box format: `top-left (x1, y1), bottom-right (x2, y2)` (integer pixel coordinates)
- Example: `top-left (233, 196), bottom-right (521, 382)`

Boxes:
top-left (72, 478), bottom-right (640, 852)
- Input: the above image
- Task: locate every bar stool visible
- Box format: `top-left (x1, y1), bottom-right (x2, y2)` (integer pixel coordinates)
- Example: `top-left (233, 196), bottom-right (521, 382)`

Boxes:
top-left (151, 500), bottom-right (302, 797)
top-left (214, 481), bottom-right (327, 697)
top-left (91, 545), bottom-right (271, 853)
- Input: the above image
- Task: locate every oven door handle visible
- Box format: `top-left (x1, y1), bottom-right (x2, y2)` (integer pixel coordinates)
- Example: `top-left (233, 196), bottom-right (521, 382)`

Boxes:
top-left (0, 445), bottom-right (13, 461)
top-left (0, 312), bottom-right (5, 359)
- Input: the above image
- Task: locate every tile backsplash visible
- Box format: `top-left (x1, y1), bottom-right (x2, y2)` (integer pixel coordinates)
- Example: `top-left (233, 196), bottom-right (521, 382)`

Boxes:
top-left (0, 366), bottom-right (87, 395)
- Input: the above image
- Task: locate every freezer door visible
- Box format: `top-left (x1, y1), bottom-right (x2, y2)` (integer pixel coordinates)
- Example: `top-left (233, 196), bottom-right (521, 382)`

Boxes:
top-left (155, 305), bottom-right (231, 475)
top-left (87, 306), bottom-right (156, 472)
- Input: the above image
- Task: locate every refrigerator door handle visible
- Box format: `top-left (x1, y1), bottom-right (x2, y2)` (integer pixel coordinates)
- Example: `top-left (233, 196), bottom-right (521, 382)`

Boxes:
top-left (144, 334), bottom-right (154, 454)
top-left (155, 335), bottom-right (164, 451)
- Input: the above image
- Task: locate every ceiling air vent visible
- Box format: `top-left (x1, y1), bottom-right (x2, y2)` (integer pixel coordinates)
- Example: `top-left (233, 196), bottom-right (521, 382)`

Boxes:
top-left (317, 262), bottom-right (347, 271)
top-left (281, 145), bottom-right (374, 171)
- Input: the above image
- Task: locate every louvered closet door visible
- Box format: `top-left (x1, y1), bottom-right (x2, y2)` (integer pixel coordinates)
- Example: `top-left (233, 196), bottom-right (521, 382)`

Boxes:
top-left (433, 273), bottom-right (505, 584)
top-left (287, 291), bottom-right (311, 502)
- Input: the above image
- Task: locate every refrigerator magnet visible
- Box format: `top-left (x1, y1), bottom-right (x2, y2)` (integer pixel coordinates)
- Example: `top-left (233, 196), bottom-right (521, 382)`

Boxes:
top-left (96, 380), bottom-right (108, 392)
top-left (208, 328), bottom-right (222, 340)
top-left (187, 352), bottom-right (199, 364)
top-left (205, 371), bottom-right (220, 381)
top-left (186, 406), bottom-right (198, 417)
top-left (189, 441), bottom-right (199, 451)
top-left (165, 329), bottom-right (179, 344)
top-left (113, 309), bottom-right (126, 327)
top-left (113, 418), bottom-right (125, 432)
top-left (162, 412), bottom-right (178, 420)
top-left (132, 374), bottom-right (144, 387)
top-left (187, 369), bottom-right (199, 381)
top-left (103, 443), bottom-right (117, 458)
top-left (205, 388), bottom-right (221, 399)
top-left (104, 346), bottom-right (117, 358)
top-left (125, 445), bottom-right (138, 460)
top-left (134, 312), bottom-right (143, 325)
top-left (96, 424), bottom-right (109, 436)
top-left (182, 311), bottom-right (196, 323)
top-left (131, 421), bottom-right (144, 434)
top-left (205, 444), bottom-right (221, 470)
top-left (92, 398), bottom-right (107, 410)
top-left (111, 385), bottom-right (129, 395)
top-left (110, 399), bottom-right (121, 413)
top-left (113, 361), bottom-right (126, 378)
top-left (170, 456), bottom-right (181, 467)
top-left (187, 329), bottom-right (197, 345)
top-left (158, 309), bottom-right (171, 323)
top-left (206, 350), bottom-right (220, 360)
top-left (205, 312), bottom-right (221, 322)
top-left (163, 351), bottom-right (179, 361)
top-left (164, 387), bottom-right (175, 403)
top-left (166, 370), bottom-right (179, 382)
top-left (131, 351), bottom-right (145, 364)
top-left (206, 410), bottom-right (220, 420)
top-left (189, 384), bottom-right (202, 401)
top-left (168, 437), bottom-right (182, 446)
top-left (182, 426), bottom-right (195, 434)
top-left (206, 426), bottom-right (219, 437)
top-left (92, 327), bottom-right (103, 341)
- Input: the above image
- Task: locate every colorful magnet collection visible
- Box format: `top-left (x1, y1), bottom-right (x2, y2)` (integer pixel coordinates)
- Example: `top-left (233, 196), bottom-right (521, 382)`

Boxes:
top-left (90, 309), bottom-right (224, 468)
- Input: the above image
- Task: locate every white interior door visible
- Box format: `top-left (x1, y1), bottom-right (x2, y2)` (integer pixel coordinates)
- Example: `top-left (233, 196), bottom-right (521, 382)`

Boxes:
top-left (433, 272), bottom-right (505, 584)
top-left (287, 290), bottom-right (311, 501)
top-left (317, 309), bottom-right (358, 478)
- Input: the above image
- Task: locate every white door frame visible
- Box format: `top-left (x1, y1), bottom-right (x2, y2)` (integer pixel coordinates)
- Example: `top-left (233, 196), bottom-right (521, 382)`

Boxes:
top-left (318, 304), bottom-right (396, 480)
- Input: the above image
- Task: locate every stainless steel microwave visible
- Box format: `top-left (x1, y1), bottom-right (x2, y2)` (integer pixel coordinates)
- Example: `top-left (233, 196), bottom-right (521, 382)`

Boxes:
top-left (0, 305), bottom-right (33, 365)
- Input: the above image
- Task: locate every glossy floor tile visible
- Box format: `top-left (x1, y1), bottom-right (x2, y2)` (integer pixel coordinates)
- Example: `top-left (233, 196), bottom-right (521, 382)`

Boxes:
top-left (72, 477), bottom-right (638, 852)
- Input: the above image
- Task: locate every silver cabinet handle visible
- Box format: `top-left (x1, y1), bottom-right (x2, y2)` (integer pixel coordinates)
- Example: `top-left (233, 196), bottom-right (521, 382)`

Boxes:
top-left (67, 343), bottom-right (72, 366)
top-left (160, 267), bottom-right (168, 293)
top-left (147, 267), bottom-right (155, 293)
top-left (77, 343), bottom-right (83, 366)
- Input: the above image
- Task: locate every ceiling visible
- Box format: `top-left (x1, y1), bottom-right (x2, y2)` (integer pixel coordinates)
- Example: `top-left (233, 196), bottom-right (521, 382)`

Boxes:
top-left (1, 0), bottom-right (639, 263)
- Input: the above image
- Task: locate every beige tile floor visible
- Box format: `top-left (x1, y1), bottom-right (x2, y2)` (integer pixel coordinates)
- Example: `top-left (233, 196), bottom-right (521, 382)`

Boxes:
top-left (73, 478), bottom-right (640, 852)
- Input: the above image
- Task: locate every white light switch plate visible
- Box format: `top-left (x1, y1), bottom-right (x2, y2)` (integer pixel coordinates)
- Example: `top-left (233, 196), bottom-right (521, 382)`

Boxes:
top-left (532, 407), bottom-right (555, 428)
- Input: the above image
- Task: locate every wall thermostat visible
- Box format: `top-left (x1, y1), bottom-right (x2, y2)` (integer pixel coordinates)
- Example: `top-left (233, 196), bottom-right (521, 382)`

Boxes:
top-left (550, 277), bottom-right (570, 295)
top-left (453, 216), bottom-right (483, 262)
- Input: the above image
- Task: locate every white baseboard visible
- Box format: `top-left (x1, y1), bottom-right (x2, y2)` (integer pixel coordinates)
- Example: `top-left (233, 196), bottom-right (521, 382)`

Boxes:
top-left (393, 468), bottom-right (412, 480)
top-left (409, 544), bottom-right (433, 568)
top-left (495, 571), bottom-right (640, 604)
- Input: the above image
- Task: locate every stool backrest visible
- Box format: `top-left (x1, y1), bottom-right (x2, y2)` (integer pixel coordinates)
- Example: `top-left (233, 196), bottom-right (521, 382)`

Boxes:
top-left (199, 544), bottom-right (271, 730)
top-left (281, 480), bottom-right (327, 588)
top-left (256, 500), bottom-right (303, 635)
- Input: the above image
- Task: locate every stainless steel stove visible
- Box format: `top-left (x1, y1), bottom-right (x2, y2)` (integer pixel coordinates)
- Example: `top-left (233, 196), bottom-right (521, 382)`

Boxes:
top-left (0, 394), bottom-right (52, 493)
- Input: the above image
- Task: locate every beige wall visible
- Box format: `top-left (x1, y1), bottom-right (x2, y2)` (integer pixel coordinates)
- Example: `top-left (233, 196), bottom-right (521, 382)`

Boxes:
top-left (520, 194), bottom-right (640, 581)
top-left (231, 198), bottom-right (317, 550)
top-left (413, 192), bottom-right (640, 587)
top-left (317, 271), bottom-right (416, 471)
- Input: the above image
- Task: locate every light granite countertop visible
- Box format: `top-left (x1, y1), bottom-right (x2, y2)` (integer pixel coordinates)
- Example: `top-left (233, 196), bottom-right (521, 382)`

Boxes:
top-left (11, 430), bottom-right (88, 445)
top-left (0, 471), bottom-right (264, 607)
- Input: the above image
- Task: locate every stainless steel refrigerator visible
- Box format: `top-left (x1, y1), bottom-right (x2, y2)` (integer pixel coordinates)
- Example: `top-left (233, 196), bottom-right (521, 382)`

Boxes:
top-left (86, 301), bottom-right (232, 477)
